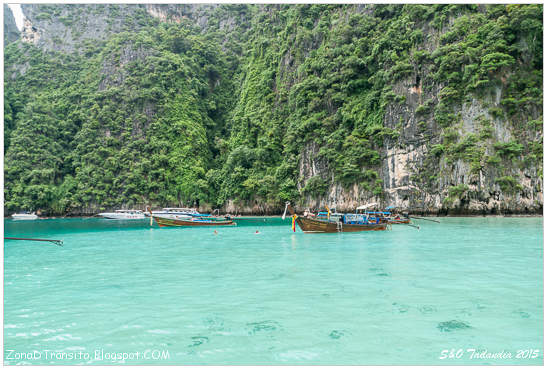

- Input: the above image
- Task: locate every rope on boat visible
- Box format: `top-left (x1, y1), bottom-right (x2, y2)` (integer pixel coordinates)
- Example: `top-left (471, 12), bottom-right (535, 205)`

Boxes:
top-left (409, 216), bottom-right (440, 223)
top-left (405, 223), bottom-right (420, 229)
top-left (4, 237), bottom-right (63, 246)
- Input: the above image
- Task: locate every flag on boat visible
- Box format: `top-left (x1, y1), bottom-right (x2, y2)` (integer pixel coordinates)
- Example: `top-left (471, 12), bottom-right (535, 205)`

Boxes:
top-left (292, 215), bottom-right (297, 232)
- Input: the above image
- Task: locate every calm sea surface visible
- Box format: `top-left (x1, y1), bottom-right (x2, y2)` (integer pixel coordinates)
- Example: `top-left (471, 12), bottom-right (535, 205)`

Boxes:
top-left (4, 217), bottom-right (543, 365)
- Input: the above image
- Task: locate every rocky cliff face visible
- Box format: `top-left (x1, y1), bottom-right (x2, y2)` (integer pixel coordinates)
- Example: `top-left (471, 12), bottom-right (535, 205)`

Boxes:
top-left (144, 4), bottom-right (218, 28)
top-left (20, 4), bottom-right (157, 53)
top-left (289, 6), bottom-right (543, 216)
top-left (19, 4), bottom-right (250, 54)
top-left (4, 5), bottom-right (19, 45)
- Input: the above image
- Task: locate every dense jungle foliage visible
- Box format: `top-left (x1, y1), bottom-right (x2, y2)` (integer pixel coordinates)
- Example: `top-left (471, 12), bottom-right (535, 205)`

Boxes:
top-left (4, 4), bottom-right (543, 214)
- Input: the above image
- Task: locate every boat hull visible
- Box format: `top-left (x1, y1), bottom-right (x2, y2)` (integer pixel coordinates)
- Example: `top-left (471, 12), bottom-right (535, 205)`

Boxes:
top-left (11, 214), bottom-right (38, 220)
top-left (296, 217), bottom-right (387, 233)
top-left (98, 213), bottom-right (145, 220)
top-left (153, 216), bottom-right (235, 227)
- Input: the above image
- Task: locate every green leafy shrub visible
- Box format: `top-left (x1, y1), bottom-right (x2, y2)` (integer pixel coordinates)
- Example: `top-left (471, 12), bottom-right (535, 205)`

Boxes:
top-left (495, 176), bottom-right (523, 193)
top-left (448, 184), bottom-right (469, 198)
top-left (493, 141), bottom-right (524, 159)
top-left (301, 176), bottom-right (329, 196)
top-left (430, 144), bottom-right (445, 156)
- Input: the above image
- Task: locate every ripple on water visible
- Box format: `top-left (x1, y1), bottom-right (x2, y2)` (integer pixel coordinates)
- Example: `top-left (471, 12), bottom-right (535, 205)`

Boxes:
top-left (43, 333), bottom-right (82, 341)
top-left (66, 346), bottom-right (86, 351)
top-left (418, 305), bottom-right (437, 314)
top-left (457, 308), bottom-right (473, 317)
top-left (277, 349), bottom-right (319, 361)
top-left (437, 320), bottom-right (472, 332)
top-left (512, 309), bottom-right (531, 318)
top-left (189, 336), bottom-right (209, 347)
top-left (328, 330), bottom-right (349, 340)
top-left (203, 316), bottom-right (226, 332)
top-left (246, 320), bottom-right (281, 335)
top-left (392, 302), bottom-right (409, 314)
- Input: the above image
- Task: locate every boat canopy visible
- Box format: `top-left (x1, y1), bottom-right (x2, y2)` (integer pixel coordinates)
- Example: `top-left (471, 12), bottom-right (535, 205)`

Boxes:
top-left (163, 207), bottom-right (196, 211)
top-left (317, 211), bottom-right (343, 217)
top-left (356, 203), bottom-right (377, 210)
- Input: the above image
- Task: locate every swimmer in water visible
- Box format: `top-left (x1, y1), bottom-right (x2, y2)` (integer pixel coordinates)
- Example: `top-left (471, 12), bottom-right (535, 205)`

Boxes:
top-left (214, 230), bottom-right (218, 235)
top-left (255, 230), bottom-right (260, 234)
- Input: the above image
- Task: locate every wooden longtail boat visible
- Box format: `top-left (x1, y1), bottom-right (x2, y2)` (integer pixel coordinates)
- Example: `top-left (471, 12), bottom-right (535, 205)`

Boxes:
top-left (285, 203), bottom-right (387, 233)
top-left (153, 215), bottom-right (235, 227)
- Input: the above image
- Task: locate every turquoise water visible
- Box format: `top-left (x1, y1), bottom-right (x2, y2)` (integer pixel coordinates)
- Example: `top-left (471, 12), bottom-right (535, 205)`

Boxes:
top-left (4, 217), bottom-right (543, 365)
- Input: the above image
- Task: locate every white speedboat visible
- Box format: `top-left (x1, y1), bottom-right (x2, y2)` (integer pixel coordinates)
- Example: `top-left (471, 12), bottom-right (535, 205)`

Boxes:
top-left (97, 210), bottom-right (146, 219)
top-left (11, 212), bottom-right (38, 220)
top-left (149, 207), bottom-right (207, 218)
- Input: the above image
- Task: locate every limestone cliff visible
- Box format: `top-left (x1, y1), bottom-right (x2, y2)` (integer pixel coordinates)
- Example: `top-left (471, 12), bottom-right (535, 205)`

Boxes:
top-left (4, 4), bottom-right (543, 216)
top-left (4, 5), bottom-right (19, 45)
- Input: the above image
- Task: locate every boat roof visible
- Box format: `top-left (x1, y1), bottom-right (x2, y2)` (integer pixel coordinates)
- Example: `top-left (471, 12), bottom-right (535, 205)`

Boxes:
top-left (115, 209), bottom-right (143, 212)
top-left (162, 208), bottom-right (197, 211)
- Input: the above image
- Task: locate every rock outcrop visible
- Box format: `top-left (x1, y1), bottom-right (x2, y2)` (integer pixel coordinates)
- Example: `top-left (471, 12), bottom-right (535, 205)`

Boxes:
top-left (3, 5), bottom-right (20, 45)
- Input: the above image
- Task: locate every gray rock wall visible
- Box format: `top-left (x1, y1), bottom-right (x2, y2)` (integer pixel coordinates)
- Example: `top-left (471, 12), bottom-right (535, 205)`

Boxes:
top-left (4, 5), bottom-right (19, 45)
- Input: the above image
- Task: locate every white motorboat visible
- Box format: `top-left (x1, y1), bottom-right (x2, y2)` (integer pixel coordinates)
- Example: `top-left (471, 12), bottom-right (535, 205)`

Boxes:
top-left (97, 210), bottom-right (146, 220)
top-left (149, 207), bottom-right (207, 218)
top-left (11, 212), bottom-right (39, 220)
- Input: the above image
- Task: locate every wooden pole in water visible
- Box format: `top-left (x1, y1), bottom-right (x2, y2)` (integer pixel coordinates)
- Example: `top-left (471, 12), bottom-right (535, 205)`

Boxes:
top-left (285, 202), bottom-right (297, 216)
top-left (4, 237), bottom-right (63, 246)
top-left (147, 206), bottom-right (153, 226)
top-left (282, 202), bottom-right (289, 220)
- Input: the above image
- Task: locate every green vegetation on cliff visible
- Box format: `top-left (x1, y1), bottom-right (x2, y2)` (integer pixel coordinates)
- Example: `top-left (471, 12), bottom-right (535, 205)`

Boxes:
top-left (4, 4), bottom-right (543, 214)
